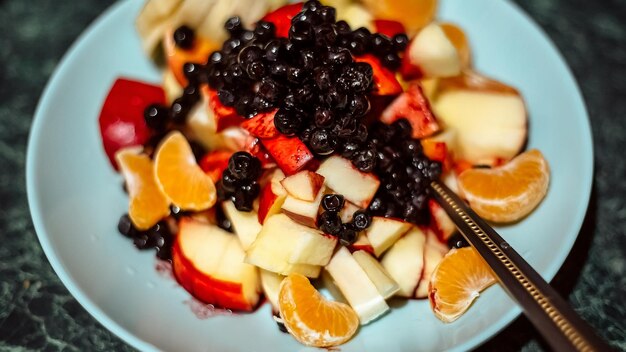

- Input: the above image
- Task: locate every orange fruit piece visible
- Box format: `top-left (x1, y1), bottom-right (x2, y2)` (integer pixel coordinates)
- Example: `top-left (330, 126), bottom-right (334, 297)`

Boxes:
top-left (278, 273), bottom-right (359, 347)
top-left (361, 0), bottom-right (437, 34)
top-left (457, 149), bottom-right (550, 223)
top-left (116, 148), bottom-right (170, 230)
top-left (429, 247), bottom-right (496, 323)
top-left (154, 131), bottom-right (217, 211)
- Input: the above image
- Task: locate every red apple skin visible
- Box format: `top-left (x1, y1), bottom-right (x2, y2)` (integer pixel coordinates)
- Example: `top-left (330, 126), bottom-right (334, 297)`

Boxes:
top-left (172, 239), bottom-right (257, 311)
top-left (199, 150), bottom-right (232, 183)
top-left (257, 182), bottom-right (286, 224)
top-left (99, 78), bottom-right (164, 170)
top-left (354, 55), bottom-right (403, 96)
top-left (349, 243), bottom-right (376, 256)
top-left (203, 87), bottom-right (245, 132)
top-left (241, 109), bottom-right (279, 139)
top-left (373, 20), bottom-right (407, 38)
top-left (400, 42), bottom-right (424, 81)
top-left (381, 83), bottom-right (440, 139)
top-left (262, 3), bottom-right (304, 38)
top-left (261, 135), bottom-right (314, 176)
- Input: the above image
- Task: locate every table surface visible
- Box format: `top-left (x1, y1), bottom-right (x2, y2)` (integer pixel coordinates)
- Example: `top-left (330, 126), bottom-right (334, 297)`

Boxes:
top-left (1, 0), bottom-right (624, 351)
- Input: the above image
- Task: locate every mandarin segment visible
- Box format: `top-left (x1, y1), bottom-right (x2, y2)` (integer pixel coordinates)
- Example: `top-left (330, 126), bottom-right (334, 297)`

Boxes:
top-left (278, 273), bottom-right (359, 347)
top-left (457, 149), bottom-right (550, 223)
top-left (429, 247), bottom-right (496, 323)
top-left (154, 131), bottom-right (217, 211)
top-left (116, 149), bottom-right (170, 230)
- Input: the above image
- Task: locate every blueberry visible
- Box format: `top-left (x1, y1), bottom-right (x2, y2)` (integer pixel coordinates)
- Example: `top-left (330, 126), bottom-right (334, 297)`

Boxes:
top-left (287, 66), bottom-right (306, 83)
top-left (447, 233), bottom-right (469, 249)
top-left (222, 38), bottom-right (242, 55)
top-left (368, 196), bottom-right (385, 214)
top-left (348, 93), bottom-right (371, 117)
top-left (237, 45), bottom-right (264, 66)
top-left (182, 62), bottom-right (204, 83)
top-left (294, 85), bottom-right (316, 106)
top-left (274, 108), bottom-right (304, 136)
top-left (221, 170), bottom-right (240, 193)
top-left (314, 108), bottom-right (335, 128)
top-left (313, 66), bottom-right (333, 91)
top-left (270, 62), bottom-right (288, 78)
top-left (246, 60), bottom-right (266, 80)
top-left (299, 126), bottom-right (315, 144)
top-left (233, 189), bottom-right (254, 212)
top-left (382, 52), bottom-right (401, 70)
top-left (173, 25), bottom-right (195, 49)
top-left (314, 23), bottom-right (337, 47)
top-left (347, 40), bottom-right (367, 55)
top-left (371, 33), bottom-right (392, 55)
top-left (351, 210), bottom-right (371, 230)
top-left (341, 141), bottom-right (360, 159)
top-left (289, 21), bottom-right (314, 46)
top-left (257, 78), bottom-right (283, 104)
top-left (217, 88), bottom-right (236, 106)
top-left (264, 39), bottom-right (285, 62)
top-left (182, 84), bottom-right (200, 105)
top-left (335, 20), bottom-right (351, 35)
top-left (303, 0), bottom-right (322, 12)
top-left (117, 214), bottom-right (135, 238)
top-left (170, 98), bottom-right (190, 124)
top-left (326, 48), bottom-right (353, 66)
top-left (392, 33), bottom-right (409, 51)
top-left (240, 181), bottom-right (261, 199)
top-left (144, 104), bottom-right (169, 132)
top-left (209, 51), bottom-right (224, 65)
top-left (353, 123), bottom-right (369, 144)
top-left (224, 16), bottom-right (243, 36)
top-left (318, 6), bottom-right (336, 23)
top-left (254, 21), bottom-right (276, 41)
top-left (402, 139), bottom-right (422, 156)
top-left (339, 225), bottom-right (358, 246)
top-left (322, 194), bottom-right (345, 212)
top-left (228, 151), bottom-right (261, 181)
top-left (353, 148), bottom-right (376, 172)
top-left (322, 87), bottom-right (348, 109)
top-left (299, 49), bottom-right (317, 70)
top-left (309, 128), bottom-right (336, 155)
top-left (133, 232), bottom-right (152, 250)
top-left (318, 211), bottom-right (343, 236)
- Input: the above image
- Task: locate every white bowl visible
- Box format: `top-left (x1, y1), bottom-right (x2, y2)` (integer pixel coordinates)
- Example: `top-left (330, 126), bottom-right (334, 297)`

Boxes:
top-left (27, 0), bottom-right (592, 350)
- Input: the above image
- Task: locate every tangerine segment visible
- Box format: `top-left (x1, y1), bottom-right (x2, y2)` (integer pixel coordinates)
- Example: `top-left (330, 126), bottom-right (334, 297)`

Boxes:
top-left (429, 247), bottom-right (496, 323)
top-left (116, 149), bottom-right (170, 230)
top-left (278, 273), bottom-right (359, 347)
top-left (154, 131), bottom-right (217, 211)
top-left (457, 149), bottom-right (550, 223)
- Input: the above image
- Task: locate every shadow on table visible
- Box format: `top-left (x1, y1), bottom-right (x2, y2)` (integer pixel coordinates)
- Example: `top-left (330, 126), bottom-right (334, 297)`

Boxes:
top-left (473, 182), bottom-right (599, 351)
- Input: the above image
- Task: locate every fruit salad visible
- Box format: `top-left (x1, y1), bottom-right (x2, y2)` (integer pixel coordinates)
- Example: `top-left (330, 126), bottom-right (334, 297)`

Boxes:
top-left (99, 0), bottom-right (551, 347)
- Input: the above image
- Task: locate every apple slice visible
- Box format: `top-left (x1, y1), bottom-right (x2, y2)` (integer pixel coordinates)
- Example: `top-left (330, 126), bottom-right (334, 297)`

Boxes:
top-left (325, 247), bottom-right (389, 324)
top-left (245, 214), bottom-right (337, 275)
top-left (381, 83), bottom-right (441, 139)
top-left (241, 109), bottom-right (279, 139)
top-left (280, 171), bottom-right (325, 202)
top-left (316, 156), bottom-right (380, 208)
top-left (415, 229), bottom-right (448, 298)
top-left (204, 87), bottom-right (245, 132)
top-left (365, 216), bottom-right (412, 257)
top-left (221, 201), bottom-right (262, 251)
top-left (98, 78), bottom-right (164, 169)
top-left (281, 185), bottom-right (326, 228)
top-left (261, 135), bottom-right (314, 176)
top-left (401, 23), bottom-right (461, 79)
top-left (260, 269), bottom-right (284, 313)
top-left (352, 250), bottom-right (400, 299)
top-left (339, 200), bottom-right (361, 223)
top-left (199, 150), bottom-right (231, 183)
top-left (433, 72), bottom-right (528, 165)
top-left (380, 227), bottom-right (427, 297)
top-left (172, 218), bottom-right (260, 311)
top-left (257, 169), bottom-right (288, 224)
top-left (428, 199), bottom-right (457, 242)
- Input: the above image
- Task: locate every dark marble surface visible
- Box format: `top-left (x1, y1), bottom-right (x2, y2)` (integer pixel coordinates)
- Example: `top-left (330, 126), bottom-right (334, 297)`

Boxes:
top-left (0, 0), bottom-right (624, 351)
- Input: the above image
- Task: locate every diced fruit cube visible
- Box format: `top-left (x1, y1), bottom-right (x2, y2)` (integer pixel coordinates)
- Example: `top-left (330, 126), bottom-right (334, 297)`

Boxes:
top-left (325, 247), bottom-right (389, 324)
top-left (98, 78), bottom-right (164, 169)
top-left (222, 201), bottom-right (262, 250)
top-left (280, 171), bottom-right (325, 202)
top-left (348, 232), bottom-right (375, 256)
top-left (352, 250), bottom-right (400, 299)
top-left (241, 109), bottom-right (279, 139)
top-left (261, 135), bottom-right (314, 176)
top-left (415, 229), bottom-right (448, 298)
top-left (381, 83), bottom-right (440, 139)
top-left (339, 201), bottom-right (360, 224)
top-left (199, 150), bottom-right (232, 183)
top-left (281, 185), bottom-right (326, 228)
top-left (204, 87), bottom-right (245, 132)
top-left (260, 269), bottom-right (284, 313)
top-left (365, 216), bottom-right (412, 257)
top-left (380, 227), bottom-right (427, 297)
top-left (428, 199), bottom-right (457, 241)
top-left (245, 214), bottom-right (337, 275)
top-left (373, 19), bottom-right (406, 38)
top-left (401, 23), bottom-right (462, 79)
top-left (317, 156), bottom-right (380, 208)
top-left (257, 169), bottom-right (288, 224)
top-left (262, 3), bottom-right (304, 38)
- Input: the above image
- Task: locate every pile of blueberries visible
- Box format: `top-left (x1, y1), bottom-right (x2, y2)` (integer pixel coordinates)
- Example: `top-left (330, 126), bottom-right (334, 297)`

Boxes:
top-left (218, 151), bottom-right (262, 211)
top-left (366, 119), bottom-right (442, 224)
top-left (201, 0), bottom-right (408, 162)
top-left (318, 194), bottom-right (372, 246)
top-left (117, 214), bottom-right (174, 260)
